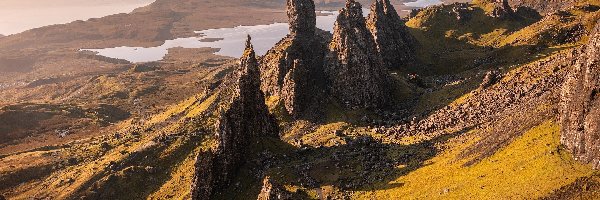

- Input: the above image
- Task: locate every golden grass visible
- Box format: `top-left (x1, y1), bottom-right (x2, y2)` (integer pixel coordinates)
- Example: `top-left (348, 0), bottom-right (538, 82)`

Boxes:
top-left (354, 121), bottom-right (595, 199)
top-left (184, 93), bottom-right (217, 118)
top-left (300, 122), bottom-right (349, 147)
top-left (148, 147), bottom-right (198, 200)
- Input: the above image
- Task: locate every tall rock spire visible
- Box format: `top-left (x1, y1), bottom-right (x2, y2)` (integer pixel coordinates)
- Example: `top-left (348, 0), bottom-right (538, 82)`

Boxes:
top-left (560, 20), bottom-right (600, 169)
top-left (259, 0), bottom-right (330, 119)
top-left (239, 35), bottom-right (261, 92)
top-left (191, 37), bottom-right (279, 199)
top-left (367, 0), bottom-right (416, 69)
top-left (287, 0), bottom-right (316, 36)
top-left (325, 0), bottom-right (391, 109)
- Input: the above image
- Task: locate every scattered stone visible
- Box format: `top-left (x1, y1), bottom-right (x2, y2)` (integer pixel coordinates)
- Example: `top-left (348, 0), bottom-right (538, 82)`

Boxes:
top-left (257, 176), bottom-right (293, 200)
top-left (451, 3), bottom-right (473, 22)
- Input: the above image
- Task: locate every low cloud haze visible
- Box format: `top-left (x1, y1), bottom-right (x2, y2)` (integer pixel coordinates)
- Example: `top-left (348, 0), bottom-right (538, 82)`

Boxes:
top-left (0, 0), bottom-right (155, 35)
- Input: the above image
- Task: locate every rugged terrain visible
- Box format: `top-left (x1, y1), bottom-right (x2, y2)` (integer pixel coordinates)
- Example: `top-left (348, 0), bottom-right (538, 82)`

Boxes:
top-left (1, 0), bottom-right (600, 199)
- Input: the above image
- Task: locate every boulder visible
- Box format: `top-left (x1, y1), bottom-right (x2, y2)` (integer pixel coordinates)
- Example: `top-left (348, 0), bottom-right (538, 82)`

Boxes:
top-left (257, 176), bottom-right (294, 200)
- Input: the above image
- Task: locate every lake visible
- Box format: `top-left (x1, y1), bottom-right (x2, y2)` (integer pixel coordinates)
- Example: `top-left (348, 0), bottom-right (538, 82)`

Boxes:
top-left (82, 1), bottom-right (442, 63)
top-left (404, 0), bottom-right (443, 8)
top-left (81, 10), bottom-right (341, 62)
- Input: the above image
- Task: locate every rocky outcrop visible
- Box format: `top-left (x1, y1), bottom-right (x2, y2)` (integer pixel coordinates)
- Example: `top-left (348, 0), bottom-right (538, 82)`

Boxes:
top-left (257, 176), bottom-right (294, 200)
top-left (560, 20), bottom-right (600, 169)
top-left (479, 70), bottom-right (501, 89)
top-left (366, 0), bottom-right (416, 70)
top-left (260, 0), bottom-right (330, 118)
top-left (489, 0), bottom-right (514, 19)
top-left (325, 0), bottom-right (391, 109)
top-left (191, 36), bottom-right (279, 199)
top-left (287, 0), bottom-right (316, 36)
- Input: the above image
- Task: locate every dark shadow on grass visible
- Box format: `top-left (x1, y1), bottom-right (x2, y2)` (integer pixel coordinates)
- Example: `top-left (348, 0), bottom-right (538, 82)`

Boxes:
top-left (216, 131), bottom-right (465, 199)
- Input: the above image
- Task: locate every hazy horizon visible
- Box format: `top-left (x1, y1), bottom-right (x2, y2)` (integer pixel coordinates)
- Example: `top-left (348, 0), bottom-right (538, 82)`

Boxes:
top-left (0, 0), bottom-right (155, 35)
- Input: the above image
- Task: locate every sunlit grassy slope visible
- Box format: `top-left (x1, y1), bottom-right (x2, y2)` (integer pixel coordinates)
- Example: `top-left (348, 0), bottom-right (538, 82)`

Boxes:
top-left (353, 121), bottom-right (596, 199)
top-left (405, 0), bottom-right (599, 75)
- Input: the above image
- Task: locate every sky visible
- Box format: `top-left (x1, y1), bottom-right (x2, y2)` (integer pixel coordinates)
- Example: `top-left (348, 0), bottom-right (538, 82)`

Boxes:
top-left (0, 0), bottom-right (155, 35)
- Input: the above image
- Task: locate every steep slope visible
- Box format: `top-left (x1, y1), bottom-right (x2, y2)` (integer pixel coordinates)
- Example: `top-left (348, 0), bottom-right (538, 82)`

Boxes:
top-left (560, 20), bottom-right (600, 169)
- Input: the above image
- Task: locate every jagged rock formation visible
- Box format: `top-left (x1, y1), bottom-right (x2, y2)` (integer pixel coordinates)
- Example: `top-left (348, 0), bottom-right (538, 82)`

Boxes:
top-left (259, 0), bottom-right (330, 118)
top-left (257, 176), bottom-right (294, 200)
top-left (490, 0), bottom-right (514, 19)
top-left (479, 70), bottom-right (501, 89)
top-left (451, 3), bottom-right (474, 22)
top-left (560, 20), bottom-right (600, 169)
top-left (366, 0), bottom-right (416, 70)
top-left (287, 0), bottom-right (316, 35)
top-left (191, 36), bottom-right (279, 199)
top-left (325, 0), bottom-right (391, 109)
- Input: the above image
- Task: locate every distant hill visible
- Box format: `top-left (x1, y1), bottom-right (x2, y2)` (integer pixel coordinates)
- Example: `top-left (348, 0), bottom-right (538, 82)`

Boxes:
top-left (508, 0), bottom-right (580, 15)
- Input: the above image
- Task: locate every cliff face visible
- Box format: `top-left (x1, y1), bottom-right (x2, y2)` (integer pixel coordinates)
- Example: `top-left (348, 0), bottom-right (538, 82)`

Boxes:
top-left (191, 37), bottom-right (279, 199)
top-left (325, 0), bottom-right (391, 109)
top-left (259, 0), bottom-right (330, 118)
top-left (366, 0), bottom-right (416, 70)
top-left (560, 20), bottom-right (600, 169)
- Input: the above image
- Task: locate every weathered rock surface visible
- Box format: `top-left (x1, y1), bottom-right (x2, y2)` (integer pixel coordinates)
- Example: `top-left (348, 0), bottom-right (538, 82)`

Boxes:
top-left (260, 0), bottom-right (330, 118)
top-left (287, 0), bottom-right (316, 36)
top-left (560, 20), bottom-right (600, 169)
top-left (191, 37), bottom-right (279, 199)
top-left (366, 0), bottom-right (416, 70)
top-left (257, 176), bottom-right (294, 200)
top-left (325, 0), bottom-right (391, 109)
